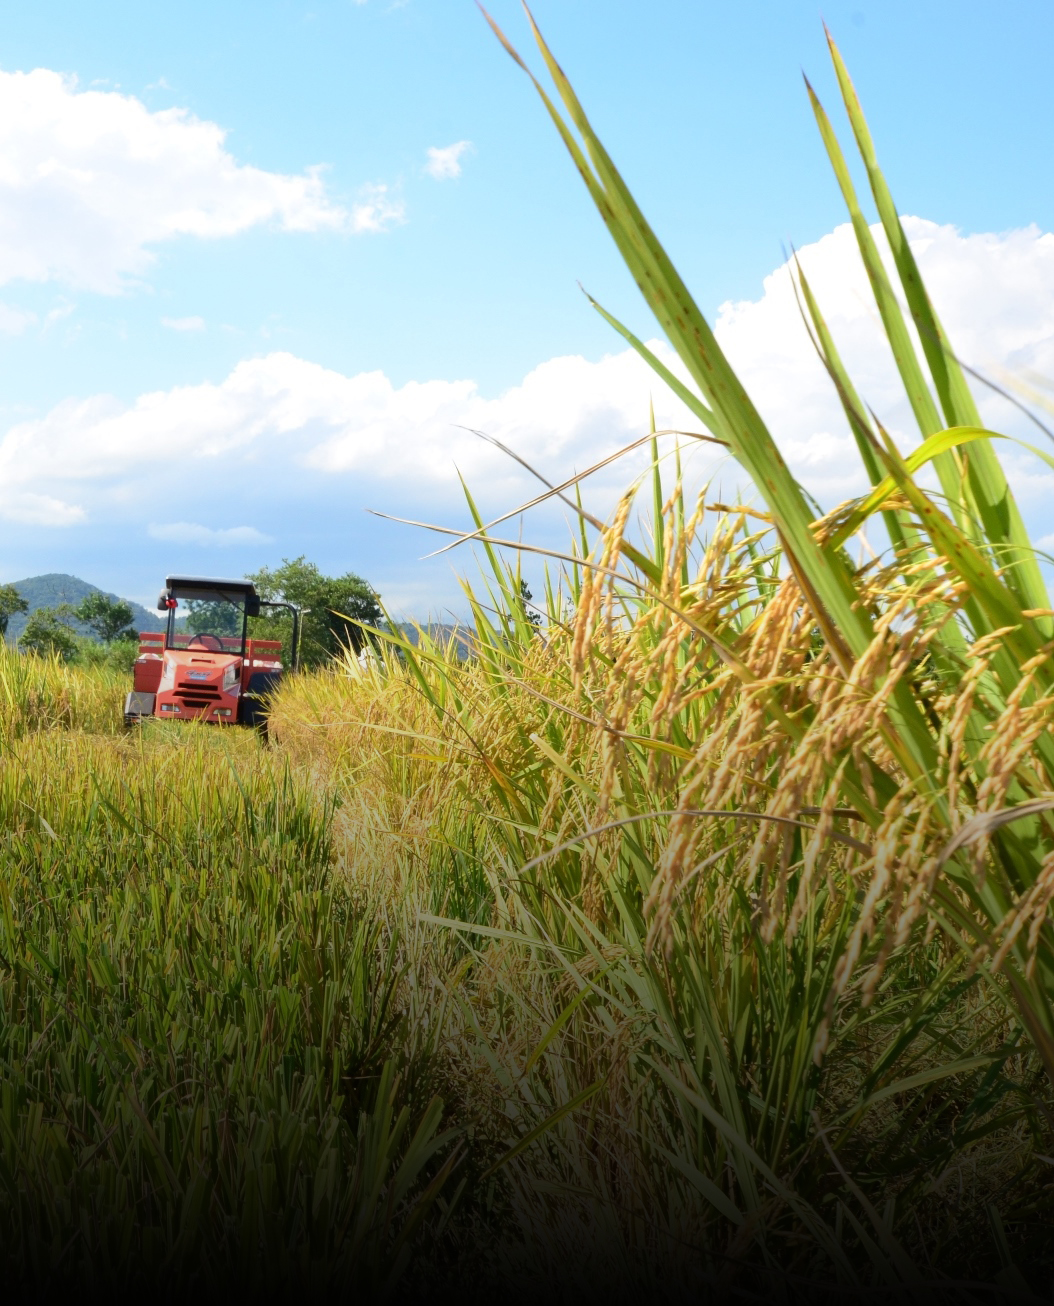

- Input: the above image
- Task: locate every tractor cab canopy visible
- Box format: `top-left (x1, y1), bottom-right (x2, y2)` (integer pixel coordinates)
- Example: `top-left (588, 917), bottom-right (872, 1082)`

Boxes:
top-left (159, 576), bottom-right (261, 611)
top-left (158, 576), bottom-right (261, 655)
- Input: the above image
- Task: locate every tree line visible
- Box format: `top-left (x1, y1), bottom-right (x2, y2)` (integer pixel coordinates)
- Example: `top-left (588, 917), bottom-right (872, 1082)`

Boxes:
top-left (0, 558), bottom-right (383, 671)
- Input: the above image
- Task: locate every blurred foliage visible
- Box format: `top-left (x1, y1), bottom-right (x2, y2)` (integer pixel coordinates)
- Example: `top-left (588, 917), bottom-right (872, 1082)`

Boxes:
top-left (74, 632), bottom-right (140, 673)
top-left (0, 582), bottom-right (28, 637)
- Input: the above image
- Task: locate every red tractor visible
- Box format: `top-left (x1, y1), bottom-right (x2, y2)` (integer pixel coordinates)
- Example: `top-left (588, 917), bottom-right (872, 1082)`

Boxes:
top-left (124, 576), bottom-right (300, 729)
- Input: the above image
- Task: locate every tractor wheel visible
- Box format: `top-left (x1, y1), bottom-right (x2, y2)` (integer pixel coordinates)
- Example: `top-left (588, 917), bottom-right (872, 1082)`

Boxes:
top-left (238, 696), bottom-right (270, 741)
top-left (240, 671), bottom-right (280, 741)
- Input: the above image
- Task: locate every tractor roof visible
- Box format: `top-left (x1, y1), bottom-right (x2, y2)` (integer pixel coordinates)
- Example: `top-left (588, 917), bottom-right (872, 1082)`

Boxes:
top-left (162, 576), bottom-right (259, 603)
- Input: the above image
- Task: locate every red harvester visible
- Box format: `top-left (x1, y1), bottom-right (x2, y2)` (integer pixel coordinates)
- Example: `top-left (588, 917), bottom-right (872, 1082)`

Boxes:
top-left (124, 575), bottom-right (300, 729)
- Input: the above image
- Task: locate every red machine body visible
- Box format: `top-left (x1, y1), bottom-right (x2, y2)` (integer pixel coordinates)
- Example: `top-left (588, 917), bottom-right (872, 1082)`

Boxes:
top-left (132, 632), bottom-right (283, 724)
top-left (125, 575), bottom-right (299, 729)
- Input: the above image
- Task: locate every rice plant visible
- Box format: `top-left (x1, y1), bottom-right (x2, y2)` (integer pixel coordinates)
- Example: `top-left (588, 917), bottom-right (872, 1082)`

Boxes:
top-left (0, 642), bottom-right (122, 740)
top-left (473, 10), bottom-right (1054, 1082)
top-left (0, 714), bottom-right (458, 1295)
top-left (310, 507), bottom-right (1041, 1292)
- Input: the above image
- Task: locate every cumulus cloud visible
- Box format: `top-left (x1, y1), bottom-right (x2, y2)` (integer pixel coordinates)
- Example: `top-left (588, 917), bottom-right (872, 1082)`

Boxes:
top-left (0, 346), bottom-right (699, 530)
top-left (5, 492), bottom-right (85, 527)
top-left (43, 303), bottom-right (74, 331)
top-left (424, 141), bottom-right (474, 181)
top-left (161, 315), bottom-right (205, 332)
top-left (0, 303), bottom-right (35, 334)
top-left (148, 522), bottom-right (272, 546)
top-left (349, 182), bottom-right (405, 234)
top-left (2, 217), bottom-right (1052, 546)
top-left (0, 68), bottom-right (383, 292)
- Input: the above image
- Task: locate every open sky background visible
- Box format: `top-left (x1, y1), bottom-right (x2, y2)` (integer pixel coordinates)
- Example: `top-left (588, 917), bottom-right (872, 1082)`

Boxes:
top-left (0, 0), bottom-right (1051, 618)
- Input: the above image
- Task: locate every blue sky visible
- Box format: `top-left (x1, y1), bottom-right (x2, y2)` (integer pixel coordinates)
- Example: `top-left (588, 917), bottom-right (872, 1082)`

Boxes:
top-left (0, 0), bottom-right (1052, 616)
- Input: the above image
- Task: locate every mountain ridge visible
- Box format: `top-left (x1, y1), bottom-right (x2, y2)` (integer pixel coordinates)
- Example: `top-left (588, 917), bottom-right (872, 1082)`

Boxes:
top-left (4, 573), bottom-right (166, 643)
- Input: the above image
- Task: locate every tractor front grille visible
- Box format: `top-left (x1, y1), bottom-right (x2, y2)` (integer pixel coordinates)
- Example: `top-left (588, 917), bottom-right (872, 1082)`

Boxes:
top-left (177, 683), bottom-right (222, 704)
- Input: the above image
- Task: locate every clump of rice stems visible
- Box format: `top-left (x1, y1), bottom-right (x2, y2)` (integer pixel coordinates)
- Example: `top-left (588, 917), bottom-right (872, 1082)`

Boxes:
top-left (270, 480), bottom-right (1047, 1286)
top-left (0, 640), bottom-right (123, 739)
top-left (558, 487), bottom-right (1054, 1074)
top-left (0, 716), bottom-right (459, 1294)
top-left (482, 9), bottom-right (1054, 1079)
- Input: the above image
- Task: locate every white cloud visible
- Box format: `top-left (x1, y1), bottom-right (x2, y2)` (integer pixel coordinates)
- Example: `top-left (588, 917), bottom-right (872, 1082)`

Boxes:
top-left (5, 492), bottom-right (85, 526)
top-left (2, 217), bottom-right (1052, 551)
top-left (424, 140), bottom-right (474, 181)
top-left (148, 522), bottom-right (272, 546)
top-left (0, 68), bottom-right (379, 292)
top-left (0, 303), bottom-right (35, 334)
top-left (350, 182), bottom-right (405, 234)
top-left (42, 303), bottom-right (74, 331)
top-left (161, 315), bottom-right (205, 332)
top-left (0, 346), bottom-right (702, 529)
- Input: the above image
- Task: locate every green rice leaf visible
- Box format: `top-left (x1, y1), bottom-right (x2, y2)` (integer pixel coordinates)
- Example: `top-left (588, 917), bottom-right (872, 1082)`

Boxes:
top-left (824, 29), bottom-right (1051, 625)
top-left (829, 426), bottom-right (1006, 548)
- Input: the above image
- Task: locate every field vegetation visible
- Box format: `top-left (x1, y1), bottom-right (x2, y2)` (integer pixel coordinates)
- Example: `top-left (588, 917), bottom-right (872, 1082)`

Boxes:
top-left (1, 15), bottom-right (1053, 1301)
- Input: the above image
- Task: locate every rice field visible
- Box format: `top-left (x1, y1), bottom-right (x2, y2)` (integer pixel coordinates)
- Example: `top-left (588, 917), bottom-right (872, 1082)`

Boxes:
top-left (3, 16), bottom-right (1054, 1302)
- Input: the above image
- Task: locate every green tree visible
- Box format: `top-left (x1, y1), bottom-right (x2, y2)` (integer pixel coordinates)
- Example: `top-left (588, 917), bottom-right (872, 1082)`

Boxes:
top-left (0, 584), bottom-right (28, 639)
top-left (75, 635), bottom-right (139, 673)
top-left (75, 592), bottom-right (135, 642)
top-left (248, 557), bottom-right (382, 669)
top-left (519, 579), bottom-right (542, 629)
top-left (186, 599), bottom-right (242, 637)
top-left (19, 605), bottom-right (79, 660)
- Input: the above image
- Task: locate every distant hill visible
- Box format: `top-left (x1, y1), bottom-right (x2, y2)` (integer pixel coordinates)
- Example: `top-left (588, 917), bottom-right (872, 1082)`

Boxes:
top-left (4, 573), bottom-right (166, 644)
top-left (395, 622), bottom-right (473, 656)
